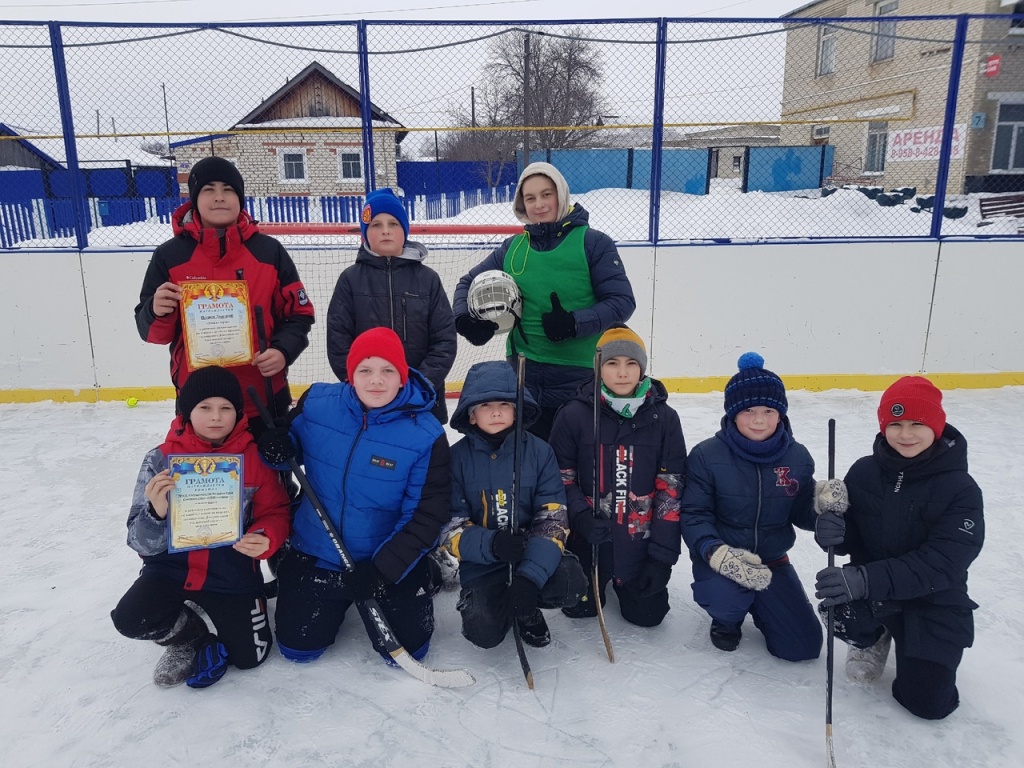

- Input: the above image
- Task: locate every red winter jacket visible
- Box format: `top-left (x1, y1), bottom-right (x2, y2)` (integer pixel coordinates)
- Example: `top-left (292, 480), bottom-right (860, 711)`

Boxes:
top-left (134, 203), bottom-right (315, 421)
top-left (125, 414), bottom-right (291, 594)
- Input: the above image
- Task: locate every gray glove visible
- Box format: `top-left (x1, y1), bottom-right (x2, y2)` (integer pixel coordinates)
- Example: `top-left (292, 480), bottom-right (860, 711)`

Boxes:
top-left (708, 545), bottom-right (772, 591)
top-left (814, 565), bottom-right (868, 606)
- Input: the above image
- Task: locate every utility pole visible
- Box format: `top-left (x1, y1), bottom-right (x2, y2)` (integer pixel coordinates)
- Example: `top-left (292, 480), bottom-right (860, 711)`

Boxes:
top-left (471, 86), bottom-right (476, 128)
top-left (162, 83), bottom-right (172, 160)
top-left (95, 109), bottom-right (100, 137)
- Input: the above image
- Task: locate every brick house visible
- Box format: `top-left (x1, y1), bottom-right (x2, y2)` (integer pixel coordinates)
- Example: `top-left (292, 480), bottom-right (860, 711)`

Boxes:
top-left (780, 0), bottom-right (1024, 193)
top-left (172, 61), bottom-right (406, 201)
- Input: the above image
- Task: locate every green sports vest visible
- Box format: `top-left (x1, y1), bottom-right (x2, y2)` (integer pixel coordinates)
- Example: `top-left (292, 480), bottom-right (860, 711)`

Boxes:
top-left (503, 225), bottom-right (599, 367)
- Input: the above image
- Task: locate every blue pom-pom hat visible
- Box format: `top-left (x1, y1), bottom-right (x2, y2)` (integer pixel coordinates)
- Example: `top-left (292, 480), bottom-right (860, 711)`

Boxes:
top-left (724, 351), bottom-right (788, 419)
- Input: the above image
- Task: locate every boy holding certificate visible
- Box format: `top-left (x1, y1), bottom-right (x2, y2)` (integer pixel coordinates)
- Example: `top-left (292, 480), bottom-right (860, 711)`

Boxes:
top-left (111, 366), bottom-right (291, 688)
top-left (134, 156), bottom-right (316, 433)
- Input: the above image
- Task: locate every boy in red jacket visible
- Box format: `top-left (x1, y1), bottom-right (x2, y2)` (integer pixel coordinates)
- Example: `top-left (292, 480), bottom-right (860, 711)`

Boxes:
top-left (110, 366), bottom-right (291, 688)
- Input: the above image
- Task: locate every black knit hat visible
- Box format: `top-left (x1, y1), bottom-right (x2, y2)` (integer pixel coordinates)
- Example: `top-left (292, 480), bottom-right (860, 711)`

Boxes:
top-left (187, 157), bottom-right (245, 213)
top-left (724, 352), bottom-right (788, 419)
top-left (177, 366), bottom-right (244, 422)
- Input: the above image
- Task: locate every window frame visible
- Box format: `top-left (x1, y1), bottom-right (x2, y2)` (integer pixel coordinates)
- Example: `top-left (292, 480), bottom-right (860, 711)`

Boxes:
top-left (1011, 2), bottom-right (1024, 34)
top-left (872, 1), bottom-right (899, 63)
top-left (816, 24), bottom-right (837, 76)
top-left (991, 100), bottom-right (1024, 173)
top-left (277, 150), bottom-right (308, 184)
top-left (864, 120), bottom-right (889, 174)
top-left (337, 149), bottom-right (363, 182)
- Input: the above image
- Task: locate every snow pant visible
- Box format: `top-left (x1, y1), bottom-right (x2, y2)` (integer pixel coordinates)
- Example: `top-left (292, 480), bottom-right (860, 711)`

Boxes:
top-left (565, 538), bottom-right (671, 628)
top-left (273, 549), bottom-right (434, 664)
top-left (830, 600), bottom-right (961, 720)
top-left (691, 556), bottom-right (822, 661)
top-left (457, 554), bottom-right (588, 649)
top-left (111, 570), bottom-right (272, 669)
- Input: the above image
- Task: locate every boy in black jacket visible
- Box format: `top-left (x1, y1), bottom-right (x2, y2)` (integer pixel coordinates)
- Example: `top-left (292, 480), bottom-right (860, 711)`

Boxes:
top-left (815, 376), bottom-right (984, 720)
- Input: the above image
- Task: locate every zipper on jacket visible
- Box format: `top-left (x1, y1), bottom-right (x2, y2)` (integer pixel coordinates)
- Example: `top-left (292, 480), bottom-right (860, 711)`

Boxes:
top-left (338, 411), bottom-right (369, 546)
top-left (753, 465), bottom-right (763, 553)
top-left (401, 297), bottom-right (408, 340)
top-left (387, 258), bottom-right (395, 331)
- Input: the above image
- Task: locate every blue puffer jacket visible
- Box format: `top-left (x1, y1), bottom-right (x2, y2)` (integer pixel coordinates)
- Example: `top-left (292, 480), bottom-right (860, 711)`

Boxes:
top-left (443, 361), bottom-right (569, 590)
top-left (549, 377), bottom-right (686, 584)
top-left (681, 417), bottom-right (816, 564)
top-left (285, 369), bottom-right (451, 584)
top-left (451, 204), bottom-right (635, 408)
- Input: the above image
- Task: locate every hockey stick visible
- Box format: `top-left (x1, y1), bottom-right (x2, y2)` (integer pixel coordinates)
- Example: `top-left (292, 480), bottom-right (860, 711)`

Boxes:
top-left (592, 349), bottom-right (615, 663)
top-left (826, 417), bottom-right (837, 768)
top-left (252, 306), bottom-right (278, 421)
top-left (246, 386), bottom-right (475, 689)
top-left (509, 354), bottom-right (534, 689)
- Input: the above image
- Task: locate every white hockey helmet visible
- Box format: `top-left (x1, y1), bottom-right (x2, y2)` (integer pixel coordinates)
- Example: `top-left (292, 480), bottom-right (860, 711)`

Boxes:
top-left (467, 270), bottom-right (522, 334)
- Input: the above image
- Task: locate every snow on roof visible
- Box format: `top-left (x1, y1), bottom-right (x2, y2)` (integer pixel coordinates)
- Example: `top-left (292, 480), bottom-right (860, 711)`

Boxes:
top-left (233, 116), bottom-right (398, 130)
top-left (3, 123), bottom-right (167, 168)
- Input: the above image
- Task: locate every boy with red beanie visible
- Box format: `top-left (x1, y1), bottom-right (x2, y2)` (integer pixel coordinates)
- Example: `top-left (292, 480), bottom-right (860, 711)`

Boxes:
top-left (256, 327), bottom-right (452, 667)
top-left (814, 375), bottom-right (984, 719)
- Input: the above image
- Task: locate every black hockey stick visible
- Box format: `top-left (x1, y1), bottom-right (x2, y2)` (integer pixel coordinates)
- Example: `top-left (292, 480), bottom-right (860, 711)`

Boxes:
top-left (252, 306), bottom-right (277, 420)
top-left (246, 386), bottom-right (475, 689)
top-left (592, 348), bottom-right (614, 663)
top-left (509, 354), bottom-right (534, 689)
top-left (826, 417), bottom-right (837, 768)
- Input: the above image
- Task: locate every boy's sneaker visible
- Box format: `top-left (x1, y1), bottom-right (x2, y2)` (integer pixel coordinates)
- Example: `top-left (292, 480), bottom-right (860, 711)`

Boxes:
top-left (846, 630), bottom-right (892, 683)
top-left (709, 620), bottom-right (742, 652)
top-left (518, 610), bottom-right (551, 648)
top-left (186, 633), bottom-right (229, 689)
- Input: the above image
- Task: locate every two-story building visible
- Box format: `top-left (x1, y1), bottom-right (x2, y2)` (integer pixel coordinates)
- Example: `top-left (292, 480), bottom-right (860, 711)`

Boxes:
top-left (780, 0), bottom-right (1023, 194)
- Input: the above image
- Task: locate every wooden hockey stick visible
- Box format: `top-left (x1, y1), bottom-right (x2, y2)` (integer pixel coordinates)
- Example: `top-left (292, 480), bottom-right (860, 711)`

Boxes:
top-left (826, 417), bottom-right (838, 768)
top-left (509, 354), bottom-right (534, 689)
top-left (592, 349), bottom-right (615, 663)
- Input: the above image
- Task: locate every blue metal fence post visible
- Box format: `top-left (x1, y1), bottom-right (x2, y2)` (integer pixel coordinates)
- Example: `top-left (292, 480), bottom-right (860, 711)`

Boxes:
top-left (931, 14), bottom-right (969, 239)
top-left (357, 21), bottom-right (377, 196)
top-left (48, 22), bottom-right (89, 250)
top-left (648, 19), bottom-right (669, 244)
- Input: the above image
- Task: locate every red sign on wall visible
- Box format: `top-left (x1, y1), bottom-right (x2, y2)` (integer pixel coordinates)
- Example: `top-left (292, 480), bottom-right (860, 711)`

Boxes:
top-left (985, 55), bottom-right (1002, 77)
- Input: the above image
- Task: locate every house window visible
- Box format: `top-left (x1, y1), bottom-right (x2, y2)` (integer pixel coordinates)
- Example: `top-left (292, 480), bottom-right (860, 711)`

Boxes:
top-left (872, 1), bottom-right (898, 62)
top-left (817, 25), bottom-right (837, 76)
top-left (279, 151), bottom-right (307, 183)
top-left (732, 155), bottom-right (742, 172)
top-left (992, 102), bottom-right (1024, 171)
top-left (338, 150), bottom-right (362, 181)
top-left (812, 125), bottom-right (831, 144)
top-left (865, 121), bottom-right (889, 173)
top-left (1012, 2), bottom-right (1024, 33)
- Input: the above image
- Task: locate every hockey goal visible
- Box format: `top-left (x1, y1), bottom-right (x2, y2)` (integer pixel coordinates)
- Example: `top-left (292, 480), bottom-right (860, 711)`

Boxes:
top-left (260, 222), bottom-right (523, 398)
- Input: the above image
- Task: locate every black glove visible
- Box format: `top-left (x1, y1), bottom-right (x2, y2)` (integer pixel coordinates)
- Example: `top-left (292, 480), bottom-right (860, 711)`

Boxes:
top-left (572, 509), bottom-right (612, 545)
top-left (257, 425), bottom-right (296, 465)
top-left (340, 560), bottom-right (386, 602)
top-left (541, 292), bottom-right (576, 342)
top-left (491, 529), bottom-right (527, 564)
top-left (510, 576), bottom-right (541, 620)
top-left (814, 512), bottom-right (846, 548)
top-left (455, 314), bottom-right (498, 346)
top-left (814, 565), bottom-right (868, 607)
top-left (628, 560), bottom-right (673, 598)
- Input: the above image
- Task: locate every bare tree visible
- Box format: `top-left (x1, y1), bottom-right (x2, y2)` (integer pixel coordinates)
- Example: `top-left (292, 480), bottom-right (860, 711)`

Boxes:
top-left (439, 87), bottom-right (520, 188)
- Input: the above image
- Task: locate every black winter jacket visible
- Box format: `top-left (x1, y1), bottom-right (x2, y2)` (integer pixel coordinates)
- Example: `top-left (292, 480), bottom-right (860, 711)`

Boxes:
top-left (326, 241), bottom-right (456, 423)
top-left (840, 425), bottom-right (984, 664)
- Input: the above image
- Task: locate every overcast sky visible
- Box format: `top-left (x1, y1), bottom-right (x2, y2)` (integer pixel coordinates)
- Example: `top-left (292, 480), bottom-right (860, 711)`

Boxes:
top-left (0, 0), bottom-right (803, 25)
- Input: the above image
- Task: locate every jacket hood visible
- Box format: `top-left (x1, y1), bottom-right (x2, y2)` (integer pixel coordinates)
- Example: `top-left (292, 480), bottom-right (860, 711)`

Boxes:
top-left (162, 412), bottom-right (254, 454)
top-left (872, 422), bottom-right (969, 478)
top-left (451, 360), bottom-right (540, 433)
top-left (171, 201), bottom-right (260, 243)
top-left (523, 202), bottom-right (590, 241)
top-left (356, 240), bottom-right (429, 265)
top-left (343, 366), bottom-right (438, 423)
top-left (513, 161), bottom-right (571, 224)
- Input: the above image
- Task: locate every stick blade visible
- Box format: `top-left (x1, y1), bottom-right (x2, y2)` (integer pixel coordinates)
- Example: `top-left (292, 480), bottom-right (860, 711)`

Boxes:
top-left (392, 649), bottom-right (476, 688)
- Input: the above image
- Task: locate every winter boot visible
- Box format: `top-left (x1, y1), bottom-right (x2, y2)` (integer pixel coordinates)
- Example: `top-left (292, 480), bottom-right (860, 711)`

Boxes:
top-left (152, 607), bottom-right (208, 687)
top-left (710, 620), bottom-right (742, 652)
top-left (518, 610), bottom-right (551, 648)
top-left (846, 629), bottom-right (892, 683)
top-left (186, 633), bottom-right (229, 689)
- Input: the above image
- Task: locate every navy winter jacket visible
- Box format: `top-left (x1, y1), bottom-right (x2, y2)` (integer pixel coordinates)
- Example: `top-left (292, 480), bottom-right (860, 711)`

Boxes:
top-left (549, 377), bottom-right (686, 583)
top-left (326, 242), bottom-right (456, 423)
top-left (451, 204), bottom-right (635, 408)
top-left (840, 425), bottom-right (984, 663)
top-left (282, 370), bottom-right (451, 585)
top-left (681, 417), bottom-right (816, 564)
top-left (444, 361), bottom-right (569, 590)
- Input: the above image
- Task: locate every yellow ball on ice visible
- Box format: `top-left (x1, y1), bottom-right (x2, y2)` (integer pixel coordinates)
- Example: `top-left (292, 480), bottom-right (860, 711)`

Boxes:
top-left (126, 397), bottom-right (139, 408)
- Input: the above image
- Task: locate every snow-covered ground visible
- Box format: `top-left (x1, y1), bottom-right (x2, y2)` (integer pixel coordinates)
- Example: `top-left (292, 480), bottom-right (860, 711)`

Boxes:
top-left (3, 386), bottom-right (1021, 767)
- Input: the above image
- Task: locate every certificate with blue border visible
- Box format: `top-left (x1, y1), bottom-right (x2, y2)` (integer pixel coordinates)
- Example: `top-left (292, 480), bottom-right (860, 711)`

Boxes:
top-left (167, 454), bottom-right (244, 553)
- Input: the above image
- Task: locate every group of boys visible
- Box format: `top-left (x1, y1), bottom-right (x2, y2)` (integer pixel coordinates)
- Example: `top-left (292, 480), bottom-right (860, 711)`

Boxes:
top-left (114, 157), bottom-right (983, 723)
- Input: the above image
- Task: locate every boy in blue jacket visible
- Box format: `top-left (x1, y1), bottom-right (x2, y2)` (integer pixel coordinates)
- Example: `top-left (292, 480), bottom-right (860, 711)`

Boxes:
top-left (681, 353), bottom-right (822, 661)
top-left (257, 327), bottom-right (451, 666)
top-left (441, 361), bottom-right (587, 649)
top-left (549, 326), bottom-right (687, 628)
top-left (814, 376), bottom-right (984, 720)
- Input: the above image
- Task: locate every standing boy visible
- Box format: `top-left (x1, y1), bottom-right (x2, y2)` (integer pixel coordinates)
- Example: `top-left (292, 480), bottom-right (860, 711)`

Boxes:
top-left (135, 156), bottom-right (315, 431)
top-left (549, 326), bottom-right (687, 628)
top-left (681, 352), bottom-right (822, 661)
top-left (814, 376), bottom-right (984, 720)
top-left (326, 188), bottom-right (456, 423)
top-left (110, 366), bottom-right (291, 688)
top-left (442, 361), bottom-right (587, 649)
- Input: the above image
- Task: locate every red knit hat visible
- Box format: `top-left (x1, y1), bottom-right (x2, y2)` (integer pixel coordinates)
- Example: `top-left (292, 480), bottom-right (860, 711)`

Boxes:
top-left (346, 327), bottom-right (409, 385)
top-left (877, 376), bottom-right (946, 438)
